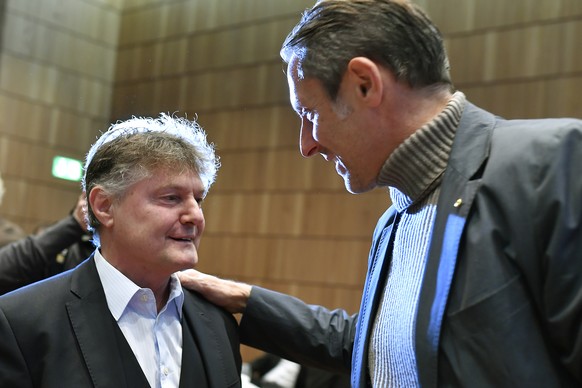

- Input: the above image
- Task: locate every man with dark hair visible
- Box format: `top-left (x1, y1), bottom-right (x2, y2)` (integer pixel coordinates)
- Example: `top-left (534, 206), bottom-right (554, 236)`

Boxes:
top-left (180, 0), bottom-right (582, 386)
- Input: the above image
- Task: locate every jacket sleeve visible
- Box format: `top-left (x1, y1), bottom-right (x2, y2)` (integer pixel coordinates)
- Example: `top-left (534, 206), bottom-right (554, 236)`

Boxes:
top-left (532, 122), bottom-right (582, 381)
top-left (496, 119), bottom-right (582, 382)
top-left (239, 286), bottom-right (355, 374)
top-left (0, 215), bottom-right (86, 295)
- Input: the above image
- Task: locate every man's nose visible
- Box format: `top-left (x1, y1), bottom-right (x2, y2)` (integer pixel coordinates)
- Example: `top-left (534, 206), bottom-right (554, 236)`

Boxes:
top-left (181, 198), bottom-right (204, 225)
top-left (299, 119), bottom-right (319, 157)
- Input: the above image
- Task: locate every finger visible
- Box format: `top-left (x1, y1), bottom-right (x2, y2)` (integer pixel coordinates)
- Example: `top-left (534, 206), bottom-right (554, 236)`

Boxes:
top-left (177, 269), bottom-right (204, 288)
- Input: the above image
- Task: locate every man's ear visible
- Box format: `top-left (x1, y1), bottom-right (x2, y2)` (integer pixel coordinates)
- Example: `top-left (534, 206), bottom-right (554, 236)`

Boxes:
top-left (346, 57), bottom-right (383, 107)
top-left (88, 186), bottom-right (114, 228)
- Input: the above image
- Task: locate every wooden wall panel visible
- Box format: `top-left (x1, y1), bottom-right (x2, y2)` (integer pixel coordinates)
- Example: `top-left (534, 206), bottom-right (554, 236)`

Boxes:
top-left (200, 106), bottom-right (298, 150)
top-left (543, 77), bottom-right (582, 118)
top-left (563, 20), bottom-right (582, 73)
top-left (435, 1), bottom-right (582, 120)
top-left (490, 26), bottom-right (562, 80)
top-left (463, 81), bottom-right (547, 119)
top-left (0, 0), bottom-right (121, 230)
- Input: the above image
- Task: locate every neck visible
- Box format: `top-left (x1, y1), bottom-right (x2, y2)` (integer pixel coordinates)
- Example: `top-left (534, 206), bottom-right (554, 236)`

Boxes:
top-left (153, 281), bottom-right (171, 312)
top-left (99, 246), bottom-right (172, 312)
top-left (377, 91), bottom-right (466, 198)
top-left (391, 85), bottom-right (453, 139)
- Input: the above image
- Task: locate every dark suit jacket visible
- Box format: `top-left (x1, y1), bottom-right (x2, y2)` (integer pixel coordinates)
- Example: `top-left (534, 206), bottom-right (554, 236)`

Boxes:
top-left (239, 102), bottom-right (582, 387)
top-left (0, 256), bottom-right (242, 387)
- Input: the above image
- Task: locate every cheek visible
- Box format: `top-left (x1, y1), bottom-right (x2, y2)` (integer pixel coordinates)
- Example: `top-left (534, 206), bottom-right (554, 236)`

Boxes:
top-left (133, 210), bottom-right (172, 235)
top-left (194, 218), bottom-right (205, 247)
top-left (313, 117), bottom-right (340, 145)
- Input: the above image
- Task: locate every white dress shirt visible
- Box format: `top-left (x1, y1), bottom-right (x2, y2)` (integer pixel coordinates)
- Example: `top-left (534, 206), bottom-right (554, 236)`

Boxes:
top-left (95, 250), bottom-right (184, 388)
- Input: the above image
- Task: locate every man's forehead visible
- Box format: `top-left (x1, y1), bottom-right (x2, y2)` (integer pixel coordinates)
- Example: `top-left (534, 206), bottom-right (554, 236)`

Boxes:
top-left (287, 60), bottom-right (304, 113)
top-left (134, 168), bottom-right (205, 192)
top-left (149, 164), bottom-right (201, 178)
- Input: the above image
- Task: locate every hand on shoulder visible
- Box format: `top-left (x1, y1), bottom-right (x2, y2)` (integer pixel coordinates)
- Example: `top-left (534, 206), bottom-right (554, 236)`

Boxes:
top-left (177, 269), bottom-right (252, 314)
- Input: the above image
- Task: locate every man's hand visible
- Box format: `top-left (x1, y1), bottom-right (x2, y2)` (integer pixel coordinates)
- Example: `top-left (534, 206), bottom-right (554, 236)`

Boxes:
top-left (177, 269), bottom-right (252, 314)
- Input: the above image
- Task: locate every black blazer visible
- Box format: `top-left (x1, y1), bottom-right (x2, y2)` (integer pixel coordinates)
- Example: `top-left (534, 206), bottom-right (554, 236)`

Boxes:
top-left (0, 256), bottom-right (241, 387)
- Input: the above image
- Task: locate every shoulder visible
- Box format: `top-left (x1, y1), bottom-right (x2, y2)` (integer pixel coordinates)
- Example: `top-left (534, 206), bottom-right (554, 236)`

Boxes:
top-left (183, 288), bottom-right (237, 324)
top-left (0, 272), bottom-right (76, 343)
top-left (0, 269), bottom-right (74, 312)
top-left (474, 116), bottom-right (582, 238)
top-left (488, 117), bottom-right (582, 177)
top-left (494, 116), bottom-right (582, 141)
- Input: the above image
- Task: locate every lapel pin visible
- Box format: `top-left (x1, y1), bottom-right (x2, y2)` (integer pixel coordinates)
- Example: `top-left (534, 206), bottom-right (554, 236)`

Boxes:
top-left (453, 198), bottom-right (463, 208)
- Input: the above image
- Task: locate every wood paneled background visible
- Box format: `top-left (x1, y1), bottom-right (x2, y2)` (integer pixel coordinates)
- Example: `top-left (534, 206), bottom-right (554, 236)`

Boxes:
top-left (0, 0), bottom-right (119, 231)
top-left (1, 0), bottom-right (581, 361)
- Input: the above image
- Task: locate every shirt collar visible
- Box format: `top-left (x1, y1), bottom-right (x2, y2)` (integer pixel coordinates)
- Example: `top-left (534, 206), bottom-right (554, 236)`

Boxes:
top-left (94, 250), bottom-right (184, 321)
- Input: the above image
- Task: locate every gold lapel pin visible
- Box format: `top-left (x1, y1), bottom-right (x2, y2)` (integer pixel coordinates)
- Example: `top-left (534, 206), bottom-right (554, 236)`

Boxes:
top-left (453, 198), bottom-right (463, 208)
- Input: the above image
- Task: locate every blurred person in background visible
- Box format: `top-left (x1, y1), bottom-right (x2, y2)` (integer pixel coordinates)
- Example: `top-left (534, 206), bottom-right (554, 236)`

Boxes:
top-left (0, 172), bottom-right (26, 248)
top-left (0, 193), bottom-right (93, 295)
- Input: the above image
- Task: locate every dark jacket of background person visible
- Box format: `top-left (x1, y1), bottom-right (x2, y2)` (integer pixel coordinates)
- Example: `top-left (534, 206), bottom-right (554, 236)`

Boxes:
top-left (237, 103), bottom-right (582, 387)
top-left (0, 217), bottom-right (26, 249)
top-left (0, 214), bottom-right (92, 295)
top-left (0, 255), bottom-right (241, 387)
top-left (0, 173), bottom-right (27, 248)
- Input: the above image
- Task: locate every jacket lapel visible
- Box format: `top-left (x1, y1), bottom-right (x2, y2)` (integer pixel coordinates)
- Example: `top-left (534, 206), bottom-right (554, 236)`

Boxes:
top-left (66, 257), bottom-right (147, 388)
top-left (352, 208), bottom-right (400, 388)
top-left (179, 302), bottom-right (209, 388)
top-left (415, 103), bottom-right (495, 387)
top-left (181, 291), bottom-right (240, 388)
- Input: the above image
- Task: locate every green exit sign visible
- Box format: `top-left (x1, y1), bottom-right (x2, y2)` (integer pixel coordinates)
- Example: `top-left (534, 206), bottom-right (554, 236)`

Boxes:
top-left (52, 156), bottom-right (83, 182)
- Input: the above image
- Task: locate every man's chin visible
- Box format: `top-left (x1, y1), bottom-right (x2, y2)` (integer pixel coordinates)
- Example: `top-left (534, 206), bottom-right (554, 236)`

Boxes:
top-left (186, 254), bottom-right (199, 268)
top-left (172, 251), bottom-right (198, 270)
top-left (343, 177), bottom-right (377, 194)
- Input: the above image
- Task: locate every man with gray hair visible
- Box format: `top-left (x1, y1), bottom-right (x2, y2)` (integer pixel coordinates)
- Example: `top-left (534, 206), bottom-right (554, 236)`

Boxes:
top-left (0, 113), bottom-right (242, 387)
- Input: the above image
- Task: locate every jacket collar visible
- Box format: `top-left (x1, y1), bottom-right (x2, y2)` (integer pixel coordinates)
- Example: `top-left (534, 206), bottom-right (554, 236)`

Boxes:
top-left (67, 256), bottom-right (142, 386)
top-left (415, 102), bottom-right (496, 387)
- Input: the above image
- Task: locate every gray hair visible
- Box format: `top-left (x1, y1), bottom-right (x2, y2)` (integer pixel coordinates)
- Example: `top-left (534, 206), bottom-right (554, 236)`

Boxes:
top-left (83, 113), bottom-right (220, 244)
top-left (280, 0), bottom-right (452, 100)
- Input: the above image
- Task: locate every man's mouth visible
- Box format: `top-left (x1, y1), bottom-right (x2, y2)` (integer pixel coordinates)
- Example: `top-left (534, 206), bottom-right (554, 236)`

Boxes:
top-left (170, 236), bottom-right (194, 243)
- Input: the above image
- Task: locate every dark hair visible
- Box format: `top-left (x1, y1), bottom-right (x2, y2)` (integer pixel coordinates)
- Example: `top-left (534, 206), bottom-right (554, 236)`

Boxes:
top-left (281, 0), bottom-right (452, 99)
